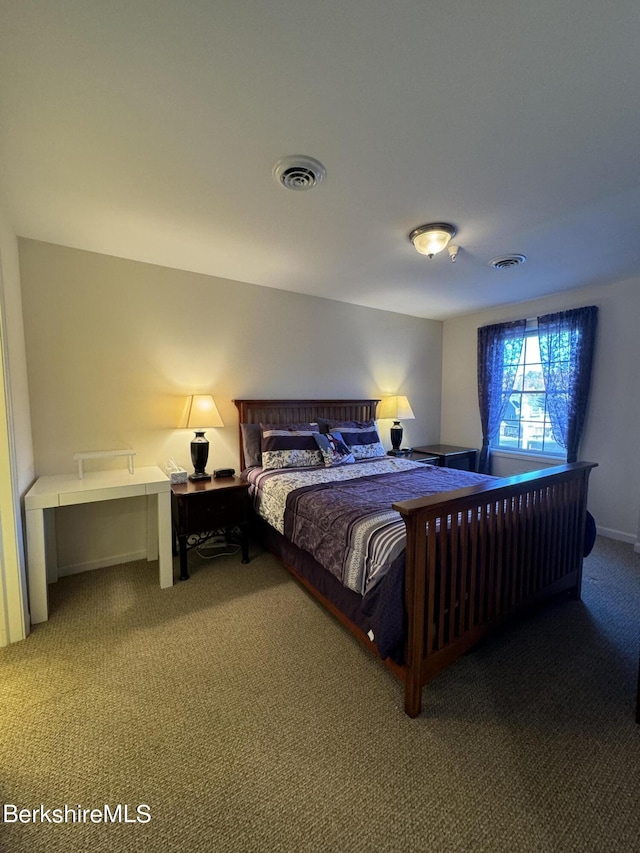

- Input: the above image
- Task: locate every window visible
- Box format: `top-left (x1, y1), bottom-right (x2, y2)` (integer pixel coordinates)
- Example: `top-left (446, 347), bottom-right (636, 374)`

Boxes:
top-left (493, 328), bottom-right (565, 457)
top-left (477, 307), bottom-right (597, 473)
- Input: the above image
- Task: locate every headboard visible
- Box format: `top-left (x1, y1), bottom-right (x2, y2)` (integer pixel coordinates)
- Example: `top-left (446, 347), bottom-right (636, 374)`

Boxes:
top-left (233, 399), bottom-right (380, 471)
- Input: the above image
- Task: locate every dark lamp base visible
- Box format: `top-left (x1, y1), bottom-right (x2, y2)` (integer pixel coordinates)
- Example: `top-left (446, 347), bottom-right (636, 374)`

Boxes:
top-left (190, 430), bottom-right (211, 481)
top-left (390, 421), bottom-right (403, 451)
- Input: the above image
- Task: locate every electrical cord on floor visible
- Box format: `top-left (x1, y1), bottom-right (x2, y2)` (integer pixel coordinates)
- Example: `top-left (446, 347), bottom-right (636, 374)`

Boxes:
top-left (195, 536), bottom-right (241, 560)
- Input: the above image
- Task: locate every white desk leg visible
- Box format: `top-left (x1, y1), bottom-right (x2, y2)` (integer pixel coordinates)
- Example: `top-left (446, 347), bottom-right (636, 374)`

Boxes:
top-left (156, 491), bottom-right (173, 589)
top-left (44, 509), bottom-right (58, 584)
top-left (26, 507), bottom-right (48, 623)
top-left (146, 496), bottom-right (158, 562)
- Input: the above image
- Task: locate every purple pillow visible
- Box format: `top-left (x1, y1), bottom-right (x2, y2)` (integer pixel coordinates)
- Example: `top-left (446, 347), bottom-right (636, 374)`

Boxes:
top-left (328, 419), bottom-right (386, 460)
top-left (260, 423), bottom-right (322, 470)
top-left (240, 423), bottom-right (262, 469)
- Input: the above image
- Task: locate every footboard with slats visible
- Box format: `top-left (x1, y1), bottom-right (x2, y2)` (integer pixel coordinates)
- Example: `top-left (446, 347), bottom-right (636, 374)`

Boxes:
top-left (394, 461), bottom-right (597, 717)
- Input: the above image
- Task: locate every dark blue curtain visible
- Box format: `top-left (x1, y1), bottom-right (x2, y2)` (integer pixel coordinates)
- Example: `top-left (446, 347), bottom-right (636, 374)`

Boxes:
top-left (477, 319), bottom-right (526, 474)
top-left (537, 306), bottom-right (598, 463)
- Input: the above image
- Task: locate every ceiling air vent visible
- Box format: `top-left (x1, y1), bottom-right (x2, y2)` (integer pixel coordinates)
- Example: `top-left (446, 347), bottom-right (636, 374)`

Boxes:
top-left (489, 254), bottom-right (527, 270)
top-left (273, 156), bottom-right (326, 191)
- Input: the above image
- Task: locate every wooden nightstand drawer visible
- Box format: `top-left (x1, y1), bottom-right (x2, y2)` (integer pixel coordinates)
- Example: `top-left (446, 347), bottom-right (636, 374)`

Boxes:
top-left (185, 488), bottom-right (247, 530)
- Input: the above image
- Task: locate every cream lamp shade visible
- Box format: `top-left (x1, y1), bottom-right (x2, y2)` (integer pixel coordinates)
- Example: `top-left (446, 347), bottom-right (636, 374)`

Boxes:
top-left (378, 396), bottom-right (415, 453)
top-left (184, 395), bottom-right (224, 429)
top-left (183, 395), bottom-right (223, 481)
top-left (377, 395), bottom-right (415, 421)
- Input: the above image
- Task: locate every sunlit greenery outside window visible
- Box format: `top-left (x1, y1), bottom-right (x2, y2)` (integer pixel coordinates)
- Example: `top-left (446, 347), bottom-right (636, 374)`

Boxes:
top-left (493, 330), bottom-right (565, 457)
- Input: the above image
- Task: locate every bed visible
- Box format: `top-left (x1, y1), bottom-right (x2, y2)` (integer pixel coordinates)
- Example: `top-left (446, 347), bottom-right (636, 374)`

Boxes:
top-left (234, 398), bottom-right (597, 717)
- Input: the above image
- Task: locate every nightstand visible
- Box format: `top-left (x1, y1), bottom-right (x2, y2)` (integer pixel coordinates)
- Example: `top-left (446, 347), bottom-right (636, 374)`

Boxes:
top-left (412, 444), bottom-right (479, 471)
top-left (170, 477), bottom-right (250, 580)
top-left (388, 450), bottom-right (439, 464)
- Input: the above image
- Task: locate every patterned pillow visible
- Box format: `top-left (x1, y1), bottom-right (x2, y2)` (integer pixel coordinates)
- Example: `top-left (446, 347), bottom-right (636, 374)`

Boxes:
top-left (328, 419), bottom-right (386, 460)
top-left (260, 423), bottom-right (323, 470)
top-left (313, 432), bottom-right (355, 467)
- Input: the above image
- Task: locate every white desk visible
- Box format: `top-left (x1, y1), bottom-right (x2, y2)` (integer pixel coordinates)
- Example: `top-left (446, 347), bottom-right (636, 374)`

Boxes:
top-left (25, 466), bottom-right (172, 623)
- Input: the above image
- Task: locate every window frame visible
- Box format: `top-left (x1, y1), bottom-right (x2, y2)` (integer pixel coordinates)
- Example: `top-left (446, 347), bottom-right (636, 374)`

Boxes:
top-left (491, 323), bottom-right (567, 462)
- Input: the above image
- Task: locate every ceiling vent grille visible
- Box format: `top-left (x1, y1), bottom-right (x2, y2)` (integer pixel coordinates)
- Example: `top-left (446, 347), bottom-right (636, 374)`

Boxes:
top-left (273, 156), bottom-right (326, 191)
top-left (489, 254), bottom-right (527, 270)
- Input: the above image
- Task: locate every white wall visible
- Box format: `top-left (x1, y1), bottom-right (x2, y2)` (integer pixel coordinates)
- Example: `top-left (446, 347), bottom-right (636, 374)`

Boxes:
top-left (19, 239), bottom-right (443, 573)
top-left (0, 200), bottom-right (34, 642)
top-left (441, 277), bottom-right (640, 544)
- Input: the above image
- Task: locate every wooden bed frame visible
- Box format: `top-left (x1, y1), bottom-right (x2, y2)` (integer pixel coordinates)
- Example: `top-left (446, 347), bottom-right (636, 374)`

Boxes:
top-left (235, 399), bottom-right (597, 717)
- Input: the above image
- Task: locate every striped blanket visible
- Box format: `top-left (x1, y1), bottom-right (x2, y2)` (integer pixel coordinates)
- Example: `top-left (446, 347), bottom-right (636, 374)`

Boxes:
top-left (248, 459), bottom-right (493, 595)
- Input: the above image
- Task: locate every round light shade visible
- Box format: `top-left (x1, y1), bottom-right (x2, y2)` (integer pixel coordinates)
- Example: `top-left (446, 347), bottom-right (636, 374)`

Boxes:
top-left (409, 223), bottom-right (457, 258)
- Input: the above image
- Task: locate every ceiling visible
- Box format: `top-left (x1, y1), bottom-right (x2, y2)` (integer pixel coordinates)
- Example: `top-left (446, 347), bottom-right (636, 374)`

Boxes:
top-left (1, 0), bottom-right (640, 320)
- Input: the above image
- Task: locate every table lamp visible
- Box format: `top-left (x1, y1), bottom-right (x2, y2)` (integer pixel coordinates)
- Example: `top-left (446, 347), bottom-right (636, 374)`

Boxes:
top-left (184, 395), bottom-right (223, 480)
top-left (377, 395), bottom-right (415, 453)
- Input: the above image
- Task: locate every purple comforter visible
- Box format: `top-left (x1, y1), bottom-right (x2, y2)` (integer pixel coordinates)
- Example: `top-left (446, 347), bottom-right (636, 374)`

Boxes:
top-left (283, 465), bottom-right (493, 594)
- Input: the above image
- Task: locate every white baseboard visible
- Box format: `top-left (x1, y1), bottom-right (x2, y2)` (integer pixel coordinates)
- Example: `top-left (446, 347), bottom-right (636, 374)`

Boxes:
top-left (57, 550), bottom-right (148, 578)
top-left (596, 526), bottom-right (637, 546)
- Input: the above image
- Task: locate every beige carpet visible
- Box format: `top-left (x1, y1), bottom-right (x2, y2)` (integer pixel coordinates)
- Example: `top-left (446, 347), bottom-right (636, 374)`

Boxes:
top-left (0, 537), bottom-right (638, 853)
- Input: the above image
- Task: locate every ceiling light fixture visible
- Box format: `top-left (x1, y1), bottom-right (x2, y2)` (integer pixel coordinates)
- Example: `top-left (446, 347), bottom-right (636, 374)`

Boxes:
top-left (409, 223), bottom-right (457, 258)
